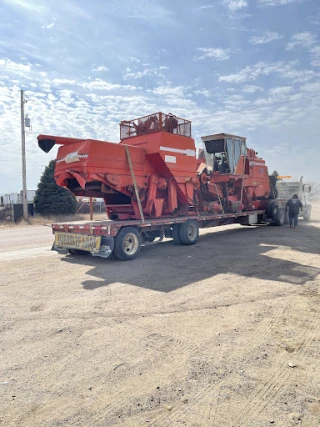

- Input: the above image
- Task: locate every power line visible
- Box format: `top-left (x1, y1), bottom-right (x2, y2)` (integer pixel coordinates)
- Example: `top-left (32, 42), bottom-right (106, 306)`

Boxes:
top-left (209, 92), bottom-right (320, 118)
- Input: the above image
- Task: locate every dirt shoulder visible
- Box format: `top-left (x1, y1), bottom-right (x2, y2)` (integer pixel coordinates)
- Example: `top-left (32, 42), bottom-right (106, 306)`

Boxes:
top-left (0, 205), bottom-right (319, 426)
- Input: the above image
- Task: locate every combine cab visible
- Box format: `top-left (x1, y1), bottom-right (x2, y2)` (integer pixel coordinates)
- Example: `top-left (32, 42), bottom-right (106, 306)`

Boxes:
top-left (198, 133), bottom-right (272, 214)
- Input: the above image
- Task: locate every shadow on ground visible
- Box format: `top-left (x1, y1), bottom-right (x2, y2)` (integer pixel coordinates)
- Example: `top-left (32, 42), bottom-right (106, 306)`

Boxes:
top-left (61, 222), bottom-right (320, 293)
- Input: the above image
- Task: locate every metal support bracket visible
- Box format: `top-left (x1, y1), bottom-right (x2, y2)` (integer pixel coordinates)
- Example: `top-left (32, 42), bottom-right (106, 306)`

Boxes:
top-left (125, 145), bottom-right (145, 223)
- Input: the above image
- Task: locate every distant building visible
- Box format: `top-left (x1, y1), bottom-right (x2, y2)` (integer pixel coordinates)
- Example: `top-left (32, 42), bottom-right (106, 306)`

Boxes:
top-left (0, 190), bottom-right (36, 206)
top-left (21, 190), bottom-right (36, 203)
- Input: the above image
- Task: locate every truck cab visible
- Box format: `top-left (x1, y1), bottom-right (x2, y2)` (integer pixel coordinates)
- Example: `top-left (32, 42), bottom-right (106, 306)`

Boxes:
top-left (276, 176), bottom-right (312, 221)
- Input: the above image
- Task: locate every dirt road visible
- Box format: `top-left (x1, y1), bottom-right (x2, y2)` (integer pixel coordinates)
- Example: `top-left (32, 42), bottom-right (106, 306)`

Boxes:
top-left (1, 209), bottom-right (319, 427)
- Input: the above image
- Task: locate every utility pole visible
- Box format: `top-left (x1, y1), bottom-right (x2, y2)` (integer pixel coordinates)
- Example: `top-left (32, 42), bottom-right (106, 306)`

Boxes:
top-left (20, 89), bottom-right (28, 220)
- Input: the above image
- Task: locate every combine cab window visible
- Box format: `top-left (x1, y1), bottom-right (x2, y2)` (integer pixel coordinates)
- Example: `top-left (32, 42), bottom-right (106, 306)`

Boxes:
top-left (202, 134), bottom-right (247, 175)
top-left (234, 139), bottom-right (241, 171)
top-left (226, 138), bottom-right (235, 173)
top-left (241, 140), bottom-right (247, 155)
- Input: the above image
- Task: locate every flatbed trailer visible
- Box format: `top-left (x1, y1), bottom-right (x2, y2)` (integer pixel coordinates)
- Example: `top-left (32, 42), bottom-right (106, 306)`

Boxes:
top-left (51, 205), bottom-right (285, 261)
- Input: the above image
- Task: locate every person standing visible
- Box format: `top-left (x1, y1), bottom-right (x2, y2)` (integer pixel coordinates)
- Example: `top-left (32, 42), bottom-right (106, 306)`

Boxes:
top-left (286, 194), bottom-right (303, 228)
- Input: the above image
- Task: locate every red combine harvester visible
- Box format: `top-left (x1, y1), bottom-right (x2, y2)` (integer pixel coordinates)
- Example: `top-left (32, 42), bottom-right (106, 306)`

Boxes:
top-left (38, 112), bottom-right (285, 260)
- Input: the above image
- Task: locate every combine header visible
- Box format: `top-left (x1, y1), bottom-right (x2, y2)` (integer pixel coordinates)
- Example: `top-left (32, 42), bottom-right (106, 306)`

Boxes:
top-left (38, 112), bottom-right (286, 260)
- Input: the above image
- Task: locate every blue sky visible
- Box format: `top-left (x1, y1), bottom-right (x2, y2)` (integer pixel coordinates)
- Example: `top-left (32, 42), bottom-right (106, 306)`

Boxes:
top-left (0, 0), bottom-right (319, 193)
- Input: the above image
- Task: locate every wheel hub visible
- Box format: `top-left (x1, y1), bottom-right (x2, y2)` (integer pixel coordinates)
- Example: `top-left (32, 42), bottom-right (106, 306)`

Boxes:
top-left (123, 233), bottom-right (139, 255)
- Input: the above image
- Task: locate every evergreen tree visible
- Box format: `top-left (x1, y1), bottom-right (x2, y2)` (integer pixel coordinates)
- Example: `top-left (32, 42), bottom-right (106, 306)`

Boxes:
top-left (34, 160), bottom-right (77, 216)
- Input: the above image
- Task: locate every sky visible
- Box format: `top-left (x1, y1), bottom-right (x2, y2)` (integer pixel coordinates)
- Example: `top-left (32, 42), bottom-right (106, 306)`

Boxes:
top-left (0, 0), bottom-right (319, 194)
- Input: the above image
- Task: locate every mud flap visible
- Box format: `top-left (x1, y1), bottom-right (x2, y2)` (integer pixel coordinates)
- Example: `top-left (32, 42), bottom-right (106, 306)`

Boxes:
top-left (92, 237), bottom-right (114, 259)
top-left (52, 245), bottom-right (69, 254)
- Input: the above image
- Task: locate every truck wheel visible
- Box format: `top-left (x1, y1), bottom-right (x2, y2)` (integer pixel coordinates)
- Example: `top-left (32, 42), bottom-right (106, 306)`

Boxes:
top-left (303, 209), bottom-right (311, 221)
top-left (267, 201), bottom-right (278, 219)
top-left (284, 210), bottom-right (289, 224)
top-left (303, 213), bottom-right (310, 221)
top-left (172, 225), bottom-right (182, 245)
top-left (113, 227), bottom-right (141, 261)
top-left (179, 220), bottom-right (199, 245)
top-left (273, 207), bottom-right (285, 226)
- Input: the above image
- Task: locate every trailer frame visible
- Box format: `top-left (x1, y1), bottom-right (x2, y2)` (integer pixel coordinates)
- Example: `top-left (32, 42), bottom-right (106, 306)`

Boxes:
top-left (51, 206), bottom-right (285, 260)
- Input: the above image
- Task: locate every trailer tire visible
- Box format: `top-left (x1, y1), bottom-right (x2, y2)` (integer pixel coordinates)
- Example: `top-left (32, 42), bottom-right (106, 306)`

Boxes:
top-left (113, 227), bottom-right (141, 261)
top-left (267, 201), bottom-right (278, 219)
top-left (179, 220), bottom-right (199, 245)
top-left (172, 225), bottom-right (182, 245)
top-left (284, 210), bottom-right (289, 224)
top-left (303, 208), bottom-right (311, 221)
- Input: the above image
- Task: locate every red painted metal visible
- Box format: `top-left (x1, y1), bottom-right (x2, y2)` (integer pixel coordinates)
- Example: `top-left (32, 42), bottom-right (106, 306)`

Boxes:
top-left (38, 112), bottom-right (273, 221)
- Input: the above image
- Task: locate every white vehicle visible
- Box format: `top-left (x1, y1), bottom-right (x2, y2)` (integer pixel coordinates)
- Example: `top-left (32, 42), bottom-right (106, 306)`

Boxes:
top-left (276, 176), bottom-right (312, 221)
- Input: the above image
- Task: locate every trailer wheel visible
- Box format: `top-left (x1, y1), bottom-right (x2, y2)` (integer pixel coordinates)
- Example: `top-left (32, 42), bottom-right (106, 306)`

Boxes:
top-left (267, 201), bottom-right (278, 219)
top-left (303, 209), bottom-right (311, 221)
top-left (172, 225), bottom-right (182, 245)
top-left (284, 210), bottom-right (289, 224)
top-left (113, 227), bottom-right (141, 261)
top-left (179, 220), bottom-right (199, 245)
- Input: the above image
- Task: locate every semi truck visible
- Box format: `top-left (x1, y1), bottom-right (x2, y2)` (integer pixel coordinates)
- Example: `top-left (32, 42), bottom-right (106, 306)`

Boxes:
top-left (276, 176), bottom-right (312, 222)
top-left (38, 112), bottom-right (289, 261)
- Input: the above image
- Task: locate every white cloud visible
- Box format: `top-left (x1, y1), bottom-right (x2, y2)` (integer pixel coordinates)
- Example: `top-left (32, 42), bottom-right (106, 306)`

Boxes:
top-left (307, 13), bottom-right (320, 26)
top-left (259, 0), bottom-right (302, 5)
top-left (2, 0), bottom-right (48, 15)
top-left (300, 81), bottom-right (320, 92)
top-left (268, 86), bottom-right (293, 96)
top-left (196, 4), bottom-right (215, 11)
top-left (219, 61), bottom-right (316, 83)
top-left (222, 0), bottom-right (248, 12)
top-left (110, 0), bottom-right (174, 25)
top-left (123, 69), bottom-right (153, 80)
top-left (41, 20), bottom-right (56, 29)
top-left (249, 32), bottom-right (283, 45)
top-left (242, 85), bottom-right (264, 93)
top-left (80, 79), bottom-right (137, 91)
top-left (310, 45), bottom-right (320, 67)
top-left (223, 94), bottom-right (250, 108)
top-left (150, 85), bottom-right (185, 98)
top-left (123, 65), bottom-right (169, 80)
top-left (52, 79), bottom-right (76, 84)
top-left (286, 32), bottom-right (316, 50)
top-left (197, 5), bottom-right (214, 10)
top-left (286, 32), bottom-right (320, 67)
top-left (0, 58), bottom-right (31, 72)
top-left (194, 89), bottom-right (211, 97)
top-left (92, 66), bottom-right (109, 72)
top-left (195, 47), bottom-right (231, 61)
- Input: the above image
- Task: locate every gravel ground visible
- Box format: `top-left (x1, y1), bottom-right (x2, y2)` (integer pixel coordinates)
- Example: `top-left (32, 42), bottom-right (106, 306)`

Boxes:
top-left (0, 205), bottom-right (319, 427)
